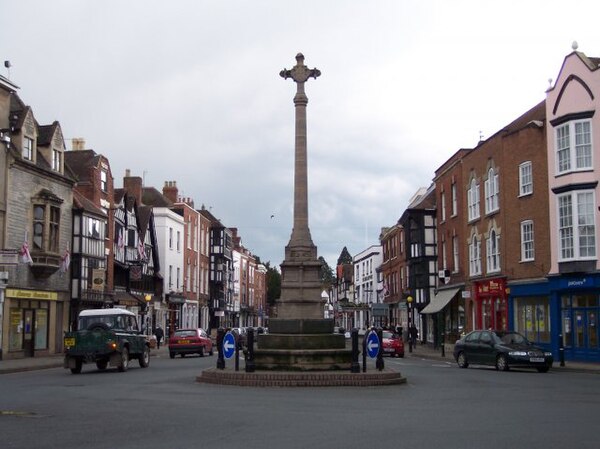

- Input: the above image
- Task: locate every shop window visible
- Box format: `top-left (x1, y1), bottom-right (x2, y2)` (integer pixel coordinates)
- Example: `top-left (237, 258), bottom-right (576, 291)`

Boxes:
top-left (514, 297), bottom-right (550, 343)
top-left (9, 308), bottom-right (23, 351)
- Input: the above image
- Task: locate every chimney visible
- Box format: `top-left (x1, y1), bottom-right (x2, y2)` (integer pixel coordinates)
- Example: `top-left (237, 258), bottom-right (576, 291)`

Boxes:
top-left (71, 138), bottom-right (86, 151)
top-left (123, 169), bottom-right (143, 204)
top-left (162, 180), bottom-right (178, 203)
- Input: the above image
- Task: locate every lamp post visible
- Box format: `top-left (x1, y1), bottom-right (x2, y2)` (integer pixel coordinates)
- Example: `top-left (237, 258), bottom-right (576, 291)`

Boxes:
top-left (144, 294), bottom-right (152, 335)
top-left (407, 295), bottom-right (413, 353)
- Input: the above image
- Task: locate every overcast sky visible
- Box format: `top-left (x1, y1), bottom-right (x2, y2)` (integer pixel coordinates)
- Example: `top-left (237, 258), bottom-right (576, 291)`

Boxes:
top-left (2, 1), bottom-right (599, 269)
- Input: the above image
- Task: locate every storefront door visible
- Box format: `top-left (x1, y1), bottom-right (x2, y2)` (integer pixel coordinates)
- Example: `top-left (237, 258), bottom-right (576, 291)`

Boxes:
top-left (572, 309), bottom-right (599, 359)
top-left (23, 309), bottom-right (35, 357)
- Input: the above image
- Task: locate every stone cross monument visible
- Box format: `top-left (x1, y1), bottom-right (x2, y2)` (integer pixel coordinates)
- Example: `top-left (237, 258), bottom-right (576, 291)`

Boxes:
top-left (253, 54), bottom-right (351, 370)
top-left (275, 53), bottom-right (326, 326)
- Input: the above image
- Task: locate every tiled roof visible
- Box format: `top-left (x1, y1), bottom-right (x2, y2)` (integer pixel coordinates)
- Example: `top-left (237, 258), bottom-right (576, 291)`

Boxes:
top-left (141, 187), bottom-right (172, 207)
top-left (64, 150), bottom-right (101, 182)
top-left (73, 190), bottom-right (106, 217)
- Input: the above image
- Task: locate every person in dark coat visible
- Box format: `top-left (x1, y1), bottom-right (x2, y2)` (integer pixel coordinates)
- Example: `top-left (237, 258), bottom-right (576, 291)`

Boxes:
top-left (155, 326), bottom-right (164, 349)
top-left (409, 324), bottom-right (418, 347)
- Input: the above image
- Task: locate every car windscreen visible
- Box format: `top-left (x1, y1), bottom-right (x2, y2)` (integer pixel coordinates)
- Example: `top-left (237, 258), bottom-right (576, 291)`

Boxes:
top-left (382, 331), bottom-right (396, 339)
top-left (499, 332), bottom-right (528, 345)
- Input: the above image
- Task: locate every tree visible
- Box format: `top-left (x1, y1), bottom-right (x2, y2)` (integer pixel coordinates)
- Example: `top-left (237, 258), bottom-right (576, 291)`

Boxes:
top-left (265, 262), bottom-right (281, 306)
top-left (319, 256), bottom-right (334, 291)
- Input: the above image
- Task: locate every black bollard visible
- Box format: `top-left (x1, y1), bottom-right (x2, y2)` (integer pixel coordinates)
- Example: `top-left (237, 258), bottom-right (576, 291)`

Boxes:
top-left (216, 328), bottom-right (225, 369)
top-left (351, 328), bottom-right (360, 373)
top-left (559, 333), bottom-right (565, 367)
top-left (234, 333), bottom-right (240, 372)
top-left (376, 328), bottom-right (384, 371)
top-left (246, 327), bottom-right (255, 372)
top-left (362, 331), bottom-right (367, 372)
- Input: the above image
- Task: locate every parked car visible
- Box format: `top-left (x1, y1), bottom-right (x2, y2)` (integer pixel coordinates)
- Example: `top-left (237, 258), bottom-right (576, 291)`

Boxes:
top-left (453, 330), bottom-right (553, 373)
top-left (381, 330), bottom-right (405, 358)
top-left (169, 328), bottom-right (213, 358)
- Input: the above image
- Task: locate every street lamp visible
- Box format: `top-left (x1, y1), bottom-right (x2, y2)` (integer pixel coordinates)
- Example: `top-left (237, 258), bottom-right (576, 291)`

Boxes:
top-left (407, 295), bottom-right (413, 353)
top-left (144, 294), bottom-right (152, 335)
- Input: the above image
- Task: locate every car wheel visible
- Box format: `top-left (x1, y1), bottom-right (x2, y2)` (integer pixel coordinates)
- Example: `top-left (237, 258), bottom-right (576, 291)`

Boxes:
top-left (457, 351), bottom-right (469, 368)
top-left (71, 359), bottom-right (83, 374)
top-left (169, 352), bottom-right (175, 359)
top-left (96, 360), bottom-right (108, 370)
top-left (199, 346), bottom-right (205, 357)
top-left (139, 346), bottom-right (150, 368)
top-left (496, 354), bottom-right (509, 371)
top-left (399, 353), bottom-right (404, 358)
top-left (537, 366), bottom-right (549, 373)
top-left (117, 347), bottom-right (129, 372)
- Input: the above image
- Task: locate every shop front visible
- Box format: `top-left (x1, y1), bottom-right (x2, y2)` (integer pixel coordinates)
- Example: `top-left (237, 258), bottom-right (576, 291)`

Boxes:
top-left (548, 274), bottom-right (600, 363)
top-left (508, 280), bottom-right (551, 352)
top-left (472, 278), bottom-right (508, 332)
top-left (3, 288), bottom-right (67, 359)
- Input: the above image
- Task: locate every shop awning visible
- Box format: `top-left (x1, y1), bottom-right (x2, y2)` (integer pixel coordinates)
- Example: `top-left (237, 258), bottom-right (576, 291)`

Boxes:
top-left (421, 288), bottom-right (460, 314)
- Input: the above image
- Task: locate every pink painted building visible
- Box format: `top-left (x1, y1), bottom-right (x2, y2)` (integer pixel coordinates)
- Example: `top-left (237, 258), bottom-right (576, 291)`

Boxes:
top-left (545, 45), bottom-right (600, 362)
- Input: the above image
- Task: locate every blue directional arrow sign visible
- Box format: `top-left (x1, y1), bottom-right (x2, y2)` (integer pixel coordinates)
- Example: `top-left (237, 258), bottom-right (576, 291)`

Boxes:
top-left (223, 331), bottom-right (236, 359)
top-left (366, 330), bottom-right (380, 359)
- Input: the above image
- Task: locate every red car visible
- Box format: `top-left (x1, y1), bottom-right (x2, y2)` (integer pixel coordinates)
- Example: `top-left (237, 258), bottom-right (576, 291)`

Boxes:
top-left (381, 331), bottom-right (404, 358)
top-left (169, 328), bottom-right (213, 358)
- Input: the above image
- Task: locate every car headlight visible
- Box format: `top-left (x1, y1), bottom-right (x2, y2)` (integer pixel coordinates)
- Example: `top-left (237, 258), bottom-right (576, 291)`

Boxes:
top-left (544, 352), bottom-right (552, 357)
top-left (509, 351), bottom-right (528, 356)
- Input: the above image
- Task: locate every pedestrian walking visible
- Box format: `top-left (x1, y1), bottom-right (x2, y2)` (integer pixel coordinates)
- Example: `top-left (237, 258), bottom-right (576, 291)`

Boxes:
top-left (410, 324), bottom-right (418, 347)
top-left (155, 326), bottom-right (164, 349)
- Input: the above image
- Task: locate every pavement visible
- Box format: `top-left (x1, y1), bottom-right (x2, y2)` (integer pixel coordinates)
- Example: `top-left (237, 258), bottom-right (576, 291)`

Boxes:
top-left (1, 342), bottom-right (599, 375)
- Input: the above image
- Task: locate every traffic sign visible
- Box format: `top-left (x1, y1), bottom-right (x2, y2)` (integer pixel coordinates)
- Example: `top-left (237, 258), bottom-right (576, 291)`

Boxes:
top-left (223, 331), bottom-right (236, 359)
top-left (366, 330), bottom-right (380, 359)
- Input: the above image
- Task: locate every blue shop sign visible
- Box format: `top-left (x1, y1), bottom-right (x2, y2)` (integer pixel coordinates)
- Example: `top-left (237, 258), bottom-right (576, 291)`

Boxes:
top-left (559, 277), bottom-right (594, 290)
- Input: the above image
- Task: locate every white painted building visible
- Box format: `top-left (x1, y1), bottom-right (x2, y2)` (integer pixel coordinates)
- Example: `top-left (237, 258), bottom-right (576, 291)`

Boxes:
top-left (153, 207), bottom-right (186, 332)
top-left (353, 245), bottom-right (383, 329)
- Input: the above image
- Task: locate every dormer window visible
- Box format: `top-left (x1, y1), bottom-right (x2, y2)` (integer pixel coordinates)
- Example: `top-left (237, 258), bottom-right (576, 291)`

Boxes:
top-left (23, 136), bottom-right (34, 161)
top-left (52, 148), bottom-right (62, 172)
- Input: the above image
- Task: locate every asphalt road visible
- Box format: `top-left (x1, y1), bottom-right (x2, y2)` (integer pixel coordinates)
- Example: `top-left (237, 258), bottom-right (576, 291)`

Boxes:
top-left (1, 352), bottom-right (599, 449)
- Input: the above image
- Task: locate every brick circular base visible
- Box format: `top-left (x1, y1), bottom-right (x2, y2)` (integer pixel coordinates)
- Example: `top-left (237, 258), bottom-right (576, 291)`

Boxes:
top-left (196, 368), bottom-right (407, 387)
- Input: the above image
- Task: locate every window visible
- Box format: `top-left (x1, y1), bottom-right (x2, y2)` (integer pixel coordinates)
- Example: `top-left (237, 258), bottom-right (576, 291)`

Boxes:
top-left (169, 265), bottom-right (173, 289)
top-left (52, 149), bottom-right (61, 172)
top-left (440, 191), bottom-right (446, 221)
top-left (467, 179), bottom-right (480, 221)
top-left (441, 238), bottom-right (447, 270)
top-left (33, 204), bottom-right (60, 252)
top-left (486, 229), bottom-right (500, 273)
top-left (451, 183), bottom-right (457, 216)
top-left (484, 168), bottom-right (499, 214)
top-left (469, 235), bottom-right (481, 276)
top-left (452, 235), bottom-right (459, 272)
top-left (519, 162), bottom-right (533, 196)
top-left (23, 136), bottom-right (34, 161)
top-left (177, 231), bottom-right (181, 252)
top-left (555, 120), bottom-right (592, 174)
top-left (100, 170), bottom-right (107, 192)
top-left (520, 221), bottom-right (534, 261)
top-left (558, 191), bottom-right (596, 260)
top-left (169, 228), bottom-right (173, 249)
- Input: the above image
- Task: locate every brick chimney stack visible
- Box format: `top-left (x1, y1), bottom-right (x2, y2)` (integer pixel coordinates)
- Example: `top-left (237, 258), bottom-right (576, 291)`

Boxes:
top-left (163, 181), bottom-right (178, 203)
top-left (123, 169), bottom-right (143, 204)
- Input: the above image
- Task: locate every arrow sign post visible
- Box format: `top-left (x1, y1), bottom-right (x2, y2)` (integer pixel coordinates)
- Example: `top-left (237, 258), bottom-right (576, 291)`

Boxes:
top-left (366, 330), bottom-right (380, 359)
top-left (223, 331), bottom-right (236, 360)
